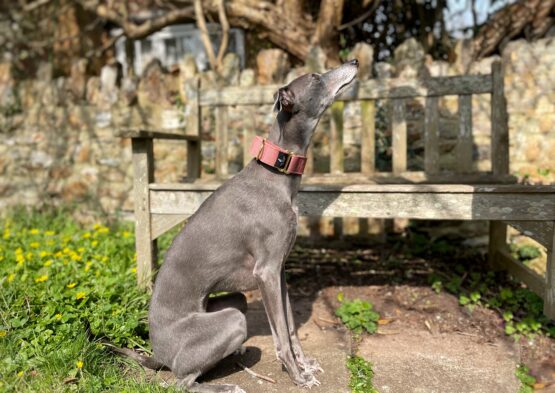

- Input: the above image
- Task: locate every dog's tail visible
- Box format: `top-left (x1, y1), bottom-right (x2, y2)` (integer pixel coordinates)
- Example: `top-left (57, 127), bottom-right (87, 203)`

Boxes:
top-left (101, 340), bottom-right (166, 370)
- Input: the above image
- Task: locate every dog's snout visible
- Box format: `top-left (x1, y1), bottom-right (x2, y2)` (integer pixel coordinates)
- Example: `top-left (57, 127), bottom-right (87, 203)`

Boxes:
top-left (349, 59), bottom-right (359, 67)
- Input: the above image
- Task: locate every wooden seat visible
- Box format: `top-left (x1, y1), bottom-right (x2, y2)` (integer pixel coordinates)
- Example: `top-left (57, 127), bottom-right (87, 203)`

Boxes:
top-left (121, 61), bottom-right (555, 319)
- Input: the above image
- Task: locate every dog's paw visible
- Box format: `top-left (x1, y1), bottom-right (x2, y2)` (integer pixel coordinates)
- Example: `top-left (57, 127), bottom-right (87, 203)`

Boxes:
top-left (299, 372), bottom-right (321, 389)
top-left (300, 356), bottom-right (323, 375)
top-left (233, 345), bottom-right (247, 356)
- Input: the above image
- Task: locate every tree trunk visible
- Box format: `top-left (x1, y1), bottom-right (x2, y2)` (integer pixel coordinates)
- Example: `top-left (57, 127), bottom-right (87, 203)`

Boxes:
top-left (313, 0), bottom-right (345, 66)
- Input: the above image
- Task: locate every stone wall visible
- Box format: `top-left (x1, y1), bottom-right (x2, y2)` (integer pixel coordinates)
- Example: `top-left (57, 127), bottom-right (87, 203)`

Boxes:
top-left (0, 38), bottom-right (553, 219)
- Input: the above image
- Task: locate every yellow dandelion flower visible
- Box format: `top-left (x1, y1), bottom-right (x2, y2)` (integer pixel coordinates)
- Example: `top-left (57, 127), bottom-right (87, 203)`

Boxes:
top-left (63, 247), bottom-right (70, 254)
top-left (76, 360), bottom-right (83, 369)
top-left (101, 256), bottom-right (108, 263)
top-left (26, 252), bottom-right (33, 260)
top-left (91, 240), bottom-right (98, 247)
top-left (17, 371), bottom-right (24, 377)
top-left (43, 260), bottom-right (53, 267)
top-left (35, 275), bottom-right (48, 283)
top-left (39, 251), bottom-right (51, 258)
top-left (67, 282), bottom-right (77, 288)
top-left (30, 242), bottom-right (40, 249)
top-left (16, 254), bottom-right (25, 265)
top-left (45, 231), bottom-right (55, 236)
top-left (3, 230), bottom-right (10, 239)
top-left (30, 229), bottom-right (40, 235)
top-left (93, 223), bottom-right (101, 230)
top-left (76, 292), bottom-right (86, 300)
top-left (54, 251), bottom-right (63, 258)
top-left (71, 253), bottom-right (82, 262)
top-left (82, 232), bottom-right (91, 239)
top-left (122, 231), bottom-right (131, 238)
top-left (54, 314), bottom-right (62, 320)
top-left (84, 262), bottom-right (92, 272)
top-left (0, 330), bottom-right (6, 337)
top-left (15, 247), bottom-right (23, 255)
top-left (7, 273), bottom-right (15, 283)
top-left (131, 267), bottom-right (137, 273)
top-left (97, 226), bottom-right (109, 234)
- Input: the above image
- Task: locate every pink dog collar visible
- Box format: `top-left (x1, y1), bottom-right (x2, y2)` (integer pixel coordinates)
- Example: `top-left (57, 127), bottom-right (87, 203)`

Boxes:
top-left (249, 136), bottom-right (307, 175)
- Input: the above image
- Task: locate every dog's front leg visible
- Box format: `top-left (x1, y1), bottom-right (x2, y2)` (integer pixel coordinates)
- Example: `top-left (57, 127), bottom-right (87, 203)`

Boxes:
top-left (281, 269), bottom-right (323, 375)
top-left (254, 263), bottom-right (320, 388)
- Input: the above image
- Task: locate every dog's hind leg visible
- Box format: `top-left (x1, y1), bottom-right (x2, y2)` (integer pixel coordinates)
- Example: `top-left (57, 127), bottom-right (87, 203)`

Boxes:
top-left (168, 308), bottom-right (247, 393)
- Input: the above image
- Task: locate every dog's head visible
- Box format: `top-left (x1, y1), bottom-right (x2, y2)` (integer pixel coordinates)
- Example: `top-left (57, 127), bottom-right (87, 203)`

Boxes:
top-left (273, 59), bottom-right (359, 119)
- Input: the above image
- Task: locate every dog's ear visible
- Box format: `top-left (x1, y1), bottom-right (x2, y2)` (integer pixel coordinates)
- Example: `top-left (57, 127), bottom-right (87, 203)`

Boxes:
top-left (273, 87), bottom-right (294, 113)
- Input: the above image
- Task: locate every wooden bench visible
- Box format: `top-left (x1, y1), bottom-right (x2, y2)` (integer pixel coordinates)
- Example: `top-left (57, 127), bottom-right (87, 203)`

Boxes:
top-left (121, 61), bottom-right (555, 319)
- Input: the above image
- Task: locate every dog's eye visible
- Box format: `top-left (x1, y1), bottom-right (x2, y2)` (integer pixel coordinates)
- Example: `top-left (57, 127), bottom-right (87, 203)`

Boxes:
top-left (311, 73), bottom-right (321, 80)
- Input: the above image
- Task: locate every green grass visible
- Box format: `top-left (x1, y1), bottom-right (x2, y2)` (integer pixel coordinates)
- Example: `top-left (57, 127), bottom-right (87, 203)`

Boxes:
top-left (0, 208), bottom-right (179, 392)
top-left (346, 356), bottom-right (379, 393)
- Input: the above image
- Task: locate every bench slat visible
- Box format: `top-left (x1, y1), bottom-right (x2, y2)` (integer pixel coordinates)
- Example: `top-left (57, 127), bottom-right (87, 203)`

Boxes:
top-left (491, 61), bottom-right (510, 176)
top-left (149, 187), bottom-right (555, 220)
top-left (199, 75), bottom-right (493, 106)
top-left (150, 182), bottom-right (555, 193)
top-left (215, 106), bottom-right (229, 178)
top-left (361, 100), bottom-right (376, 175)
top-left (392, 99), bottom-right (407, 174)
top-left (456, 95), bottom-right (473, 173)
top-left (424, 96), bottom-right (440, 174)
top-left (330, 101), bottom-right (344, 174)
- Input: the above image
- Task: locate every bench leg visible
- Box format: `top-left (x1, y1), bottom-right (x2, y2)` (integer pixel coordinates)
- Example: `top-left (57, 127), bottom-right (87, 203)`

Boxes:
top-left (488, 221), bottom-right (507, 270)
top-left (187, 140), bottom-right (201, 180)
top-left (545, 222), bottom-right (555, 320)
top-left (132, 138), bottom-right (156, 290)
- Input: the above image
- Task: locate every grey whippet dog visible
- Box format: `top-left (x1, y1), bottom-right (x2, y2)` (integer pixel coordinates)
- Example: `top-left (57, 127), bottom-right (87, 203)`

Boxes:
top-left (128, 59), bottom-right (358, 393)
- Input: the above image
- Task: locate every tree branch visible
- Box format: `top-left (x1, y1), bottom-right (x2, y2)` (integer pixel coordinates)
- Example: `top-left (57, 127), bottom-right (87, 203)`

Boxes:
top-left (215, 0), bottom-right (229, 69)
top-left (194, 0), bottom-right (218, 71)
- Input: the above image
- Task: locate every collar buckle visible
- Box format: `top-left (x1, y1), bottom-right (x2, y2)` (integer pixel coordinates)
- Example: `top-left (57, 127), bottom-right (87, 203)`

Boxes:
top-left (275, 151), bottom-right (293, 174)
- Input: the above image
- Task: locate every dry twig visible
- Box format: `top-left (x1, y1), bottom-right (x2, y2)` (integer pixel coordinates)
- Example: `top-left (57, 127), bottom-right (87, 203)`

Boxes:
top-left (236, 362), bottom-right (277, 384)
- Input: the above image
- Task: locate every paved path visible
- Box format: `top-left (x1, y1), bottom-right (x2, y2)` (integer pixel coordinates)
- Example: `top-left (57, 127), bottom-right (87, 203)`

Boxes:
top-left (149, 286), bottom-right (544, 393)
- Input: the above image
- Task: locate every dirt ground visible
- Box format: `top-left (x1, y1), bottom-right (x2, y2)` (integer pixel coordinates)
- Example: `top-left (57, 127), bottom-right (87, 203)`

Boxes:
top-left (148, 242), bottom-right (555, 393)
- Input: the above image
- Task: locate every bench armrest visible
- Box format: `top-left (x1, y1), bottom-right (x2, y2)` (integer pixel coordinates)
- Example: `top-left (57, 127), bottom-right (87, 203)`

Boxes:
top-left (118, 128), bottom-right (199, 141)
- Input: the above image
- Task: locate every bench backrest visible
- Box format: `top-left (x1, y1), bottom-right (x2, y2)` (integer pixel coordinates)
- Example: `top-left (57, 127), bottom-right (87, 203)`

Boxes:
top-left (192, 61), bottom-right (509, 183)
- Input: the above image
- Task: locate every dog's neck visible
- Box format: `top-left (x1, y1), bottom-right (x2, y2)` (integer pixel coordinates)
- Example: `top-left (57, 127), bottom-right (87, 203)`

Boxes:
top-left (267, 112), bottom-right (318, 156)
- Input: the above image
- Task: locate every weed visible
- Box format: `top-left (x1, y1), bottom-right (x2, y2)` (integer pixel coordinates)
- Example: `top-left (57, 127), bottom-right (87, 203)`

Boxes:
top-left (346, 356), bottom-right (379, 393)
top-left (515, 364), bottom-right (536, 393)
top-left (336, 294), bottom-right (380, 335)
top-left (510, 243), bottom-right (541, 262)
top-left (427, 262), bottom-right (554, 339)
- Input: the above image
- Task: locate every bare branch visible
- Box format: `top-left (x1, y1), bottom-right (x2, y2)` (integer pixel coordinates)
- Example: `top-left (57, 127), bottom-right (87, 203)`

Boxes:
top-left (215, 0), bottom-right (229, 70)
top-left (194, 0), bottom-right (218, 71)
top-left (23, 0), bottom-right (51, 12)
top-left (78, 1), bottom-right (195, 39)
top-left (338, 0), bottom-right (379, 31)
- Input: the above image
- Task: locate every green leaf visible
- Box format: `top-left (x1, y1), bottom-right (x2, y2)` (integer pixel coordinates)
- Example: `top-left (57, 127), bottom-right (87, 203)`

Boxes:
top-left (459, 295), bottom-right (470, 306)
